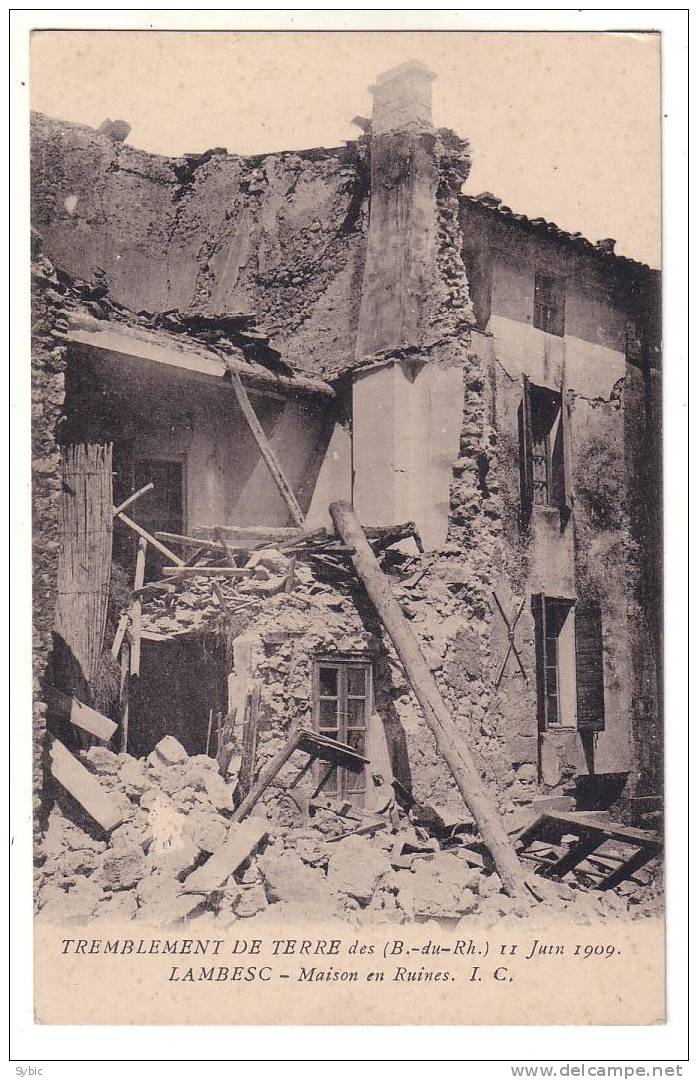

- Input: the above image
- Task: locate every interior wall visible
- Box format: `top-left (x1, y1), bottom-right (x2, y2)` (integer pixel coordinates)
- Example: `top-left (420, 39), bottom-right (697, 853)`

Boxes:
top-left (64, 346), bottom-right (349, 533)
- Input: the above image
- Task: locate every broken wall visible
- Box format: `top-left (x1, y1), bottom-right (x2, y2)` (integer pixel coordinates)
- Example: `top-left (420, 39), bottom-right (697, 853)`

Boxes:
top-left (31, 113), bottom-right (369, 378)
top-left (31, 242), bottom-right (70, 838)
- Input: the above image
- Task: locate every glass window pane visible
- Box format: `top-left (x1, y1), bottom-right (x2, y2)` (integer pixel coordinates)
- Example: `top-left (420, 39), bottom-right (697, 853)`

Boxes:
top-left (318, 666), bottom-right (338, 696)
top-left (347, 698), bottom-right (366, 729)
top-left (346, 730), bottom-right (365, 755)
top-left (319, 699), bottom-right (338, 727)
top-left (321, 766), bottom-right (338, 794)
top-left (347, 666), bottom-right (367, 696)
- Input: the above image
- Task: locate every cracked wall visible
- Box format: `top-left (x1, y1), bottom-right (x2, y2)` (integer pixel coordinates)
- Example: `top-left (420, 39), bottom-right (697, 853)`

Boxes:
top-left (31, 112), bottom-right (370, 378)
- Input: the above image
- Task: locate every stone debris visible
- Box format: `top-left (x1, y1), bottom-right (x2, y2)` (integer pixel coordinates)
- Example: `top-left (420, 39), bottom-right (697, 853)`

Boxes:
top-left (34, 723), bottom-right (662, 927)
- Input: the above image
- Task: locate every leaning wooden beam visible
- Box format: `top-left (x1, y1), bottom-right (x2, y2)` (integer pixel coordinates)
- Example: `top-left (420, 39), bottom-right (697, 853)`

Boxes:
top-left (113, 482), bottom-right (154, 518)
top-left (228, 371), bottom-right (306, 527)
top-left (114, 511), bottom-right (185, 567)
top-left (46, 687), bottom-right (118, 742)
top-left (231, 730), bottom-right (302, 823)
top-left (329, 500), bottom-right (528, 900)
top-left (49, 738), bottom-right (127, 832)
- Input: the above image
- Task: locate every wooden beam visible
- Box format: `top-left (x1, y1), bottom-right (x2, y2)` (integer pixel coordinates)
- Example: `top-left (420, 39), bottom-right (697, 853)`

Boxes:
top-left (113, 482), bottom-right (154, 517)
top-left (229, 371), bottom-right (305, 527)
top-left (231, 730), bottom-right (302, 823)
top-left (49, 738), bottom-right (126, 832)
top-left (329, 500), bottom-right (528, 900)
top-left (129, 537), bottom-right (148, 678)
top-left (162, 566), bottom-right (253, 578)
top-left (46, 687), bottom-right (118, 742)
top-left (114, 511), bottom-right (185, 566)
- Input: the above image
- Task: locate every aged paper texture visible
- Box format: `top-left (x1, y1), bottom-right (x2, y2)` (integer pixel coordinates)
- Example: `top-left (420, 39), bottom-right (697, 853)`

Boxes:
top-left (25, 24), bottom-right (666, 1031)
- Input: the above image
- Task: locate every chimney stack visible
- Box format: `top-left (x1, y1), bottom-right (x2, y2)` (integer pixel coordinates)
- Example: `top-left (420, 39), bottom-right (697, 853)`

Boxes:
top-left (368, 60), bottom-right (436, 136)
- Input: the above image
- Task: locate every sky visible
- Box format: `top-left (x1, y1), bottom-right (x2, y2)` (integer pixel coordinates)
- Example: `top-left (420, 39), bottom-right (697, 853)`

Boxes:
top-left (30, 30), bottom-right (661, 267)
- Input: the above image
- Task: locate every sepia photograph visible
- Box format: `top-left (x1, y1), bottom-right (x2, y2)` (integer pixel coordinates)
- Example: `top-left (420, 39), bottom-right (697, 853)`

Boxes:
top-left (12, 15), bottom-right (684, 1044)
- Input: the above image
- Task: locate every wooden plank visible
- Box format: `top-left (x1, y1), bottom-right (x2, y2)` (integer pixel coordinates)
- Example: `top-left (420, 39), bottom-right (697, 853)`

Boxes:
top-left (129, 537), bottom-right (147, 678)
top-left (329, 500), bottom-right (528, 900)
top-left (162, 566), bottom-right (253, 578)
top-left (47, 686), bottom-right (118, 742)
top-left (49, 738), bottom-right (126, 832)
top-left (113, 482), bottom-right (154, 517)
top-left (114, 511), bottom-right (185, 566)
top-left (119, 637), bottom-right (130, 753)
top-left (183, 819), bottom-right (269, 893)
top-left (231, 730), bottom-right (302, 823)
top-left (599, 848), bottom-right (661, 891)
top-left (110, 612), bottom-right (130, 660)
top-left (229, 371), bottom-right (305, 526)
top-left (543, 835), bottom-right (603, 879)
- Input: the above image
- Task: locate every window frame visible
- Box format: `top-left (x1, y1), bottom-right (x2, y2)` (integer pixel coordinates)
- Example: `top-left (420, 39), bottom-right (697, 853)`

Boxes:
top-left (532, 594), bottom-right (577, 731)
top-left (533, 271), bottom-right (566, 337)
top-left (519, 374), bottom-right (573, 522)
top-left (312, 657), bottom-right (373, 801)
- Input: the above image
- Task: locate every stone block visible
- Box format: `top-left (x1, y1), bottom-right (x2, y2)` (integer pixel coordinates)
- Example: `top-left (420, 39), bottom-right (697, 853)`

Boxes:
top-left (154, 736), bottom-right (189, 765)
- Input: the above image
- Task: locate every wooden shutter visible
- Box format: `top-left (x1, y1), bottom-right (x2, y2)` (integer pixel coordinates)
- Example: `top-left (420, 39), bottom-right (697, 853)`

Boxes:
top-left (531, 592), bottom-right (548, 730)
top-left (557, 375), bottom-right (574, 512)
top-left (519, 374), bottom-right (534, 522)
top-left (575, 602), bottom-right (605, 732)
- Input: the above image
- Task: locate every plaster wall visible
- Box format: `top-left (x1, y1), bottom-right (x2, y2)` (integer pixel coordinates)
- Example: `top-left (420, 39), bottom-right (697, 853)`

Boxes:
top-left (66, 348), bottom-right (346, 531)
top-left (352, 357), bottom-right (464, 549)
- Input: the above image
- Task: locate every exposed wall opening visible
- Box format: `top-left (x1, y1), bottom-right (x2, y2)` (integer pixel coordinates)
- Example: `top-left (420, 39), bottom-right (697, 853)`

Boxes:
top-left (533, 270), bottom-right (565, 336)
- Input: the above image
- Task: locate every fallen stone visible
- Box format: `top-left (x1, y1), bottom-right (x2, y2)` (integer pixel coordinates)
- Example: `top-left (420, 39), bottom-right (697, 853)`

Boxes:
top-left (184, 819), bottom-right (268, 894)
top-left (233, 884), bottom-right (268, 918)
top-left (147, 837), bottom-right (201, 879)
top-left (154, 736), bottom-right (189, 765)
top-left (84, 745), bottom-right (122, 775)
top-left (327, 837), bottom-right (391, 904)
top-left (135, 873), bottom-right (184, 907)
top-left (184, 812), bottom-right (229, 854)
top-left (118, 757), bottom-right (149, 792)
top-left (37, 884), bottom-right (102, 924)
top-left (257, 850), bottom-right (324, 904)
top-left (96, 889), bottom-right (138, 921)
top-left (99, 847), bottom-right (147, 891)
top-left (136, 893), bottom-right (207, 927)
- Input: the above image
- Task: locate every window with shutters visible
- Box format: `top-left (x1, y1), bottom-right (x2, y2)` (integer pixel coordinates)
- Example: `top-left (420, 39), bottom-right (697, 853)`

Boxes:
top-left (312, 658), bottom-right (371, 802)
top-left (574, 602), bottom-right (606, 733)
top-left (532, 595), bottom-right (605, 734)
top-left (533, 271), bottom-right (565, 336)
top-left (519, 376), bottom-right (573, 522)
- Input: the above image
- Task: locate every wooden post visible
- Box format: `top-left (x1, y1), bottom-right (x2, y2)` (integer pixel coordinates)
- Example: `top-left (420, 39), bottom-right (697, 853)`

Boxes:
top-left (228, 371), bottom-right (305, 526)
top-left (119, 637), bottom-right (130, 753)
top-left (329, 500), bottom-right (528, 899)
top-left (129, 537), bottom-right (147, 678)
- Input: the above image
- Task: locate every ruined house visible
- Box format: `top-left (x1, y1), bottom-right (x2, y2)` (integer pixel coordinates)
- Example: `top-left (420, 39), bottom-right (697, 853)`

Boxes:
top-left (31, 60), bottom-right (662, 872)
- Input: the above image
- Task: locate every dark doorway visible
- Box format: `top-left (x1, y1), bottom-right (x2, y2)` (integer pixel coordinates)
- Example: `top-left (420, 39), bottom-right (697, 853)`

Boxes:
top-left (114, 456), bottom-right (185, 579)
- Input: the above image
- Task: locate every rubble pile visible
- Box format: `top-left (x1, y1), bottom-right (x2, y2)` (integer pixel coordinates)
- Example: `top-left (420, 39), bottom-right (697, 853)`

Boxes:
top-left (34, 735), bottom-right (661, 928)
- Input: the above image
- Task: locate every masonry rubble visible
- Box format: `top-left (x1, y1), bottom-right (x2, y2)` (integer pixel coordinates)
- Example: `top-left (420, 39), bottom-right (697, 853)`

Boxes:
top-left (35, 539), bottom-right (662, 928)
top-left (35, 727), bottom-right (662, 928)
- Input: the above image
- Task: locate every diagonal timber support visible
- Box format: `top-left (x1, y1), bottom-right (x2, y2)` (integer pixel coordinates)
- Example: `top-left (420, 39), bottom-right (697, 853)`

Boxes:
top-left (228, 371), bottom-right (305, 527)
top-left (329, 500), bottom-right (528, 899)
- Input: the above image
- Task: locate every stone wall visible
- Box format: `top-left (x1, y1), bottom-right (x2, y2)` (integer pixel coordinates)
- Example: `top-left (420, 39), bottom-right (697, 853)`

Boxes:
top-left (31, 240), bottom-right (69, 839)
top-left (30, 113), bottom-right (369, 378)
